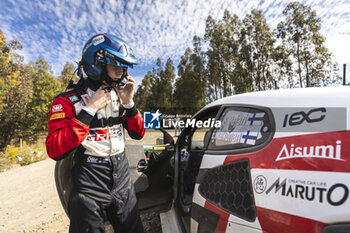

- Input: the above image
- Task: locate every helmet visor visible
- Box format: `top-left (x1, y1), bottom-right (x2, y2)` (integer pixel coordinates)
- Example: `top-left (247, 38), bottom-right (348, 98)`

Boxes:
top-left (105, 51), bottom-right (131, 68)
top-left (108, 37), bottom-right (128, 56)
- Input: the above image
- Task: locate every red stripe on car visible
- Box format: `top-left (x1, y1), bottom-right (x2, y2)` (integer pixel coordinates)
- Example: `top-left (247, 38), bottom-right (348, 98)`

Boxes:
top-left (224, 131), bottom-right (350, 173)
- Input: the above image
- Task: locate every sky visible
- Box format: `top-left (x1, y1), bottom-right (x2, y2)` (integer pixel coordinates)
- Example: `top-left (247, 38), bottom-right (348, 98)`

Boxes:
top-left (1, 0), bottom-right (350, 86)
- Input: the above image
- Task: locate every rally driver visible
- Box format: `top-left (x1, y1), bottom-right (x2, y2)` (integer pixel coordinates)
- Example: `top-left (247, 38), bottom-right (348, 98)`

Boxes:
top-left (46, 33), bottom-right (145, 233)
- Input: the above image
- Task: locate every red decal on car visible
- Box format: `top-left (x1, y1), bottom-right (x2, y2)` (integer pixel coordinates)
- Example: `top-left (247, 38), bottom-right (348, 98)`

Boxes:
top-left (225, 131), bottom-right (350, 173)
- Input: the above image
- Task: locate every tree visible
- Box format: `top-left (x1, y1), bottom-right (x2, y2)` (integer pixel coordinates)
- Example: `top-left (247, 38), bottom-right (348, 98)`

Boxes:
top-left (145, 66), bottom-right (161, 111)
top-left (0, 30), bottom-right (33, 148)
top-left (0, 31), bottom-right (22, 112)
top-left (191, 36), bottom-right (208, 101)
top-left (175, 47), bottom-right (205, 113)
top-left (204, 11), bottom-right (246, 98)
top-left (272, 44), bottom-right (294, 88)
top-left (136, 4), bottom-right (340, 115)
top-left (58, 62), bottom-right (77, 90)
top-left (24, 57), bottom-right (63, 137)
top-left (135, 58), bottom-right (176, 113)
top-left (146, 58), bottom-right (175, 113)
top-left (134, 71), bottom-right (153, 112)
top-left (277, 2), bottom-right (338, 87)
top-left (174, 69), bottom-right (204, 114)
top-left (241, 10), bottom-right (275, 91)
top-left (160, 58), bottom-right (175, 113)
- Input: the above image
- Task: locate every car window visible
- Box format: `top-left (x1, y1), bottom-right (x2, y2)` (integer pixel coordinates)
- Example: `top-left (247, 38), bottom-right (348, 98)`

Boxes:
top-left (191, 127), bottom-right (211, 150)
top-left (208, 107), bottom-right (273, 151)
top-left (188, 107), bottom-right (221, 151)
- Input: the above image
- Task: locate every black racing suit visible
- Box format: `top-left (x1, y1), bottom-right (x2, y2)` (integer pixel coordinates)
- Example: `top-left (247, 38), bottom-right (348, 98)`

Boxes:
top-left (46, 80), bottom-right (145, 233)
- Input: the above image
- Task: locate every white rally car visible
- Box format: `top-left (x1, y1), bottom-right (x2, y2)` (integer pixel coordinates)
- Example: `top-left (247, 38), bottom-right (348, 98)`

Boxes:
top-left (135, 86), bottom-right (350, 233)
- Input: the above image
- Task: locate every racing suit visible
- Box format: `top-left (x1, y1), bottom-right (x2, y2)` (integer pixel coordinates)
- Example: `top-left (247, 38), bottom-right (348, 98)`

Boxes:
top-left (46, 80), bottom-right (145, 233)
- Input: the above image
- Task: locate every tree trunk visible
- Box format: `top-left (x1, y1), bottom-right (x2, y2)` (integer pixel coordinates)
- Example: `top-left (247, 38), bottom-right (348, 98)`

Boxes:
top-left (297, 43), bottom-right (303, 88)
top-left (257, 59), bottom-right (261, 91)
top-left (305, 59), bottom-right (309, 87)
top-left (223, 71), bottom-right (227, 97)
top-left (262, 61), bottom-right (266, 90)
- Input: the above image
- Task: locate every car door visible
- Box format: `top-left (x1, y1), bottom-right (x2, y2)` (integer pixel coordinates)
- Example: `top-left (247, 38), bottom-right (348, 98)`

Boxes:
top-left (173, 106), bottom-right (222, 232)
top-left (134, 128), bottom-right (176, 213)
top-left (189, 105), bottom-right (275, 233)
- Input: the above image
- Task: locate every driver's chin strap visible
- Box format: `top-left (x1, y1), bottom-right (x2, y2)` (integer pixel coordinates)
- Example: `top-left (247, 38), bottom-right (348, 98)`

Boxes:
top-left (100, 67), bottom-right (124, 110)
top-left (101, 66), bottom-right (128, 88)
top-left (101, 66), bottom-right (128, 95)
top-left (100, 67), bottom-right (112, 87)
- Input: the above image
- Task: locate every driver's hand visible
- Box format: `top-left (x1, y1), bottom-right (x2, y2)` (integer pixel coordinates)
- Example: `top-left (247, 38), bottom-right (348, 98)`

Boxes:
top-left (86, 87), bottom-right (111, 111)
top-left (117, 75), bottom-right (135, 105)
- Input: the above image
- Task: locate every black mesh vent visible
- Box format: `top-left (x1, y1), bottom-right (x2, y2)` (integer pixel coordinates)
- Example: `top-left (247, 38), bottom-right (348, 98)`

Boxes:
top-left (198, 159), bottom-right (256, 222)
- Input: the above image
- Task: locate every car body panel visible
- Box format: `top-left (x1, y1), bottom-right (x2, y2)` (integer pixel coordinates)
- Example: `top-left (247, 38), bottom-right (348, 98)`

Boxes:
top-left (180, 87), bottom-right (350, 233)
top-left (56, 86), bottom-right (350, 233)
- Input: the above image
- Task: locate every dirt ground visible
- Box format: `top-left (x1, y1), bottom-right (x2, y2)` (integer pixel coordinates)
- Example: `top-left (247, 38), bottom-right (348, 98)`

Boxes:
top-left (0, 158), bottom-right (69, 233)
top-left (0, 129), bottom-right (178, 233)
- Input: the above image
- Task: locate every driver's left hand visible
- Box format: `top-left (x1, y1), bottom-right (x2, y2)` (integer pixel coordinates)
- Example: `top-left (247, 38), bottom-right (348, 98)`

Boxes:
top-left (117, 75), bottom-right (135, 105)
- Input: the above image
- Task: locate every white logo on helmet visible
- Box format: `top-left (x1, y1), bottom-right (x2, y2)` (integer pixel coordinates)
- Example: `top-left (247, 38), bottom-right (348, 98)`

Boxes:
top-left (83, 35), bottom-right (105, 54)
top-left (92, 35), bottom-right (104, 46)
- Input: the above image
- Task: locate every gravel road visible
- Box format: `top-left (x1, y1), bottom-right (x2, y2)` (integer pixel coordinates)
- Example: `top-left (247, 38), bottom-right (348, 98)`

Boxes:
top-left (0, 145), bottom-right (162, 233)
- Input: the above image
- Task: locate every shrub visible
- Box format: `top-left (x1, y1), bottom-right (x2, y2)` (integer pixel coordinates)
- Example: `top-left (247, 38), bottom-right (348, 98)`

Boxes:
top-left (0, 141), bottom-right (47, 172)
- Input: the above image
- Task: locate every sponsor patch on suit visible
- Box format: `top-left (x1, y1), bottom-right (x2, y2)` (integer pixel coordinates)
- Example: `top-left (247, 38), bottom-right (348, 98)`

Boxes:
top-left (50, 113), bottom-right (65, 120)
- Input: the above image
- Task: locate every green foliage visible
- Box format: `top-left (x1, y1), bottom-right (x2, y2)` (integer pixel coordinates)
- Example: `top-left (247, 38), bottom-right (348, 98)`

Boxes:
top-left (25, 58), bottom-right (63, 135)
top-left (135, 58), bottom-right (176, 113)
top-left (277, 2), bottom-right (339, 87)
top-left (0, 141), bottom-right (46, 172)
top-left (0, 31), bottom-right (33, 148)
top-left (241, 10), bottom-right (275, 91)
top-left (134, 71), bottom-right (153, 112)
top-left (205, 11), bottom-right (244, 98)
top-left (0, 2), bottom-right (341, 147)
top-left (175, 46), bottom-right (206, 113)
top-left (58, 62), bottom-right (77, 90)
top-left (174, 69), bottom-right (205, 114)
top-left (158, 58), bottom-right (175, 113)
top-left (0, 155), bottom-right (12, 172)
top-left (0, 30), bottom-right (63, 149)
top-left (136, 3), bottom-right (339, 115)
top-left (1, 144), bottom-right (20, 162)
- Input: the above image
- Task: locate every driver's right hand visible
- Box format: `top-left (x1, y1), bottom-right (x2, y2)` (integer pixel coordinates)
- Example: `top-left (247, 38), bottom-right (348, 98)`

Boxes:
top-left (85, 87), bottom-right (111, 112)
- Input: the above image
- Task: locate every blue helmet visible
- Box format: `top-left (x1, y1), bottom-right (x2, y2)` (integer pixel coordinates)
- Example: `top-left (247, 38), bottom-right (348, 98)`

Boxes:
top-left (81, 33), bottom-right (138, 80)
